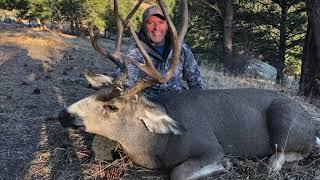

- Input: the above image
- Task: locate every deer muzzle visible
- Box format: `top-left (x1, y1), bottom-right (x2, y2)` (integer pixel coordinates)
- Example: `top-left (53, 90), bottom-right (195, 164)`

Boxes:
top-left (58, 108), bottom-right (83, 129)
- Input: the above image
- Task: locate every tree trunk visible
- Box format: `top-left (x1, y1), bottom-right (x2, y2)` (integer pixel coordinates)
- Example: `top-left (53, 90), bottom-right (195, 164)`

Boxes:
top-left (223, 0), bottom-right (233, 58)
top-left (51, 16), bottom-right (54, 30)
top-left (70, 18), bottom-right (75, 34)
top-left (276, 1), bottom-right (287, 86)
top-left (299, 0), bottom-right (320, 98)
top-left (52, 2), bottom-right (63, 32)
top-left (75, 18), bottom-right (80, 35)
top-left (56, 13), bottom-right (62, 32)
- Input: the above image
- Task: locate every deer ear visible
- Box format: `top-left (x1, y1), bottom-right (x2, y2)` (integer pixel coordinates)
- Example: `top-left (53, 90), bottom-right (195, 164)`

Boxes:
top-left (140, 112), bottom-right (186, 135)
top-left (84, 69), bottom-right (113, 90)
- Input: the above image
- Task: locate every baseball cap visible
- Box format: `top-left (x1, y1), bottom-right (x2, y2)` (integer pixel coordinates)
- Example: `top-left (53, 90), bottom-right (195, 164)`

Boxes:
top-left (142, 5), bottom-right (165, 22)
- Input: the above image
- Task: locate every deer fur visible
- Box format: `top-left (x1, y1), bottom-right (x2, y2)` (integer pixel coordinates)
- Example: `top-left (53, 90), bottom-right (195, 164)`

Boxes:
top-left (58, 75), bottom-right (318, 180)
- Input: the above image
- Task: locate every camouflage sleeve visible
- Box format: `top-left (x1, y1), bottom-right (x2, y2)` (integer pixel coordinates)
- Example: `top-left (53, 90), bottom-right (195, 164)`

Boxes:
top-left (124, 46), bottom-right (144, 88)
top-left (182, 44), bottom-right (204, 89)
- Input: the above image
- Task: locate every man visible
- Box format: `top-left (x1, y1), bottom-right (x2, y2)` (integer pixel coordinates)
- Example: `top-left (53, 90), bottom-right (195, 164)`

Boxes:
top-left (124, 5), bottom-right (204, 100)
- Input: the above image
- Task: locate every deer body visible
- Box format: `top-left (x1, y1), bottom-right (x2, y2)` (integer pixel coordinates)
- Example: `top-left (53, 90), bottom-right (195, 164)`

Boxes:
top-left (162, 89), bottom-right (314, 158)
top-left (58, 1), bottom-right (318, 178)
top-left (59, 87), bottom-right (316, 179)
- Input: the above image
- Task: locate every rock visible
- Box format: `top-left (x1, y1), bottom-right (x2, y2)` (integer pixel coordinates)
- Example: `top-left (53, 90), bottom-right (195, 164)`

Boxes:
top-left (223, 54), bottom-right (277, 81)
top-left (92, 135), bottom-right (118, 161)
top-left (244, 60), bottom-right (277, 81)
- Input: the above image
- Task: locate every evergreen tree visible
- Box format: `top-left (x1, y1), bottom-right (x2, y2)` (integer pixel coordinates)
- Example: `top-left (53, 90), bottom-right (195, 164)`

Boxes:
top-left (300, 0), bottom-right (320, 99)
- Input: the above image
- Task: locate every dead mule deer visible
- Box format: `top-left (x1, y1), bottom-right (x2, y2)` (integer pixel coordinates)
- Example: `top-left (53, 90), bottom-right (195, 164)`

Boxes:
top-left (58, 0), bottom-right (319, 179)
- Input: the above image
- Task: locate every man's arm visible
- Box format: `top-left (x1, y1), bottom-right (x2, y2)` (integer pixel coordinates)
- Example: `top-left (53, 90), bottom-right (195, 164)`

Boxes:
top-left (182, 44), bottom-right (204, 89)
top-left (124, 47), bottom-right (144, 88)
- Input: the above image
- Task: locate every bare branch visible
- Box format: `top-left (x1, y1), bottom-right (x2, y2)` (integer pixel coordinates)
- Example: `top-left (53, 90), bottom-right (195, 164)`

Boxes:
top-left (200, 0), bottom-right (223, 18)
top-left (177, 0), bottom-right (188, 42)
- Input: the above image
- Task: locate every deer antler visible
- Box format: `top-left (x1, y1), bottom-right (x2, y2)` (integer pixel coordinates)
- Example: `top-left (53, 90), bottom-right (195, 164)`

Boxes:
top-left (89, 21), bottom-right (122, 67)
top-left (89, 0), bottom-right (145, 67)
top-left (125, 0), bottom-right (188, 96)
top-left (89, 0), bottom-right (145, 87)
top-left (88, 0), bottom-right (188, 97)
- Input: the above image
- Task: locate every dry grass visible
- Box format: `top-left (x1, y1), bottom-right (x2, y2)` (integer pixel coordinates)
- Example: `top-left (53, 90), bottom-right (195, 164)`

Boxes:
top-left (0, 24), bottom-right (319, 180)
top-left (201, 66), bottom-right (280, 90)
top-left (0, 27), bottom-right (71, 72)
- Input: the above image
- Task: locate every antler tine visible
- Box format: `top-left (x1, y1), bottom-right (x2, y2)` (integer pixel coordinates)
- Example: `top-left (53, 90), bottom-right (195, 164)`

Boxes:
top-left (115, 0), bottom-right (145, 52)
top-left (129, 22), bottom-right (164, 81)
top-left (124, 0), bottom-right (145, 25)
top-left (89, 21), bottom-right (123, 67)
top-left (89, 0), bottom-right (145, 77)
top-left (114, 0), bottom-right (123, 53)
top-left (158, 0), bottom-right (178, 42)
top-left (122, 22), bottom-right (160, 97)
top-left (123, 0), bottom-right (189, 96)
top-left (125, 79), bottom-right (155, 97)
top-left (158, 0), bottom-right (188, 81)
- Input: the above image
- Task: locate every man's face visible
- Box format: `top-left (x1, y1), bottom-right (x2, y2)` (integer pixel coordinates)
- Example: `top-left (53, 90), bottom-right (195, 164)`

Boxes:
top-left (145, 15), bottom-right (168, 46)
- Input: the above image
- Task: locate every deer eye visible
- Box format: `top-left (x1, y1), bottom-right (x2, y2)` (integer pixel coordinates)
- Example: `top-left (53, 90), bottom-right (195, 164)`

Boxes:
top-left (104, 104), bottom-right (119, 112)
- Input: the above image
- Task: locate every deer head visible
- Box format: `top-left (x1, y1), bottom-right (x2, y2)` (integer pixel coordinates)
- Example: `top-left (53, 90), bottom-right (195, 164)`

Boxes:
top-left (59, 0), bottom-right (188, 141)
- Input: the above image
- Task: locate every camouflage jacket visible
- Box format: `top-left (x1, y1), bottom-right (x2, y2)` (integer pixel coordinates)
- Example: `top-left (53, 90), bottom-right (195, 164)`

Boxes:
top-left (124, 40), bottom-right (204, 100)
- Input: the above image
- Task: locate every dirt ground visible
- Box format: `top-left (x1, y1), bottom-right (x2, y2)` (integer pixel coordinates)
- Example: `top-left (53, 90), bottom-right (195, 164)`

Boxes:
top-left (0, 24), bottom-right (320, 180)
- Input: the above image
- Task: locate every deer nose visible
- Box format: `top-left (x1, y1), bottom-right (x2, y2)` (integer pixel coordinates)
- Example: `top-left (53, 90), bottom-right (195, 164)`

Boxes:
top-left (58, 108), bottom-right (75, 127)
